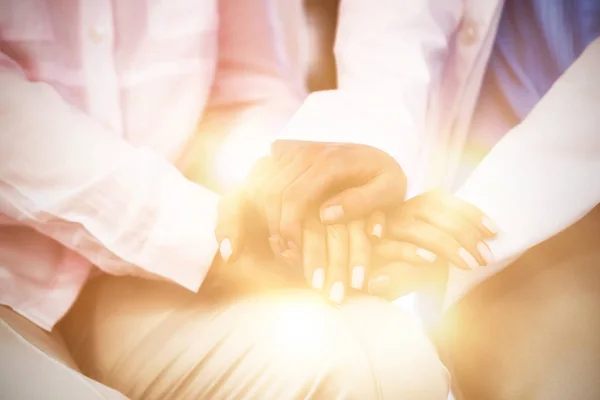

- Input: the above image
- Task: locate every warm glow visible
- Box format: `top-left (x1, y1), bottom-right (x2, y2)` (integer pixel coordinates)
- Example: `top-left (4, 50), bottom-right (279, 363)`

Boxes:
top-left (272, 298), bottom-right (329, 356)
top-left (214, 136), bottom-right (271, 189)
top-left (393, 293), bottom-right (420, 319)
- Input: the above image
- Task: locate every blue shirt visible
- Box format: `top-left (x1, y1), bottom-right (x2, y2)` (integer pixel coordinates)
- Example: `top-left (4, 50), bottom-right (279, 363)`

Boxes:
top-left (458, 0), bottom-right (600, 185)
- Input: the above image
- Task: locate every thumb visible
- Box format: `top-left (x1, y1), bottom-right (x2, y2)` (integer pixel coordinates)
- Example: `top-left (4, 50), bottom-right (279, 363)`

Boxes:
top-left (367, 262), bottom-right (428, 301)
top-left (368, 262), bottom-right (447, 301)
top-left (215, 189), bottom-right (248, 263)
top-left (319, 175), bottom-right (405, 224)
top-left (368, 261), bottom-right (447, 301)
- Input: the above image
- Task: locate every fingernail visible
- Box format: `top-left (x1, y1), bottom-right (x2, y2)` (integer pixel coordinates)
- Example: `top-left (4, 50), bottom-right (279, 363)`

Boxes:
top-left (477, 242), bottom-right (493, 265)
top-left (312, 268), bottom-right (325, 290)
top-left (371, 223), bottom-right (383, 239)
top-left (320, 205), bottom-right (344, 223)
top-left (482, 217), bottom-right (499, 234)
top-left (416, 248), bottom-right (437, 262)
top-left (219, 238), bottom-right (233, 262)
top-left (351, 266), bottom-right (365, 289)
top-left (287, 241), bottom-right (298, 251)
top-left (329, 282), bottom-right (345, 303)
top-left (458, 247), bottom-right (479, 269)
top-left (368, 275), bottom-right (390, 294)
top-left (281, 249), bottom-right (299, 267)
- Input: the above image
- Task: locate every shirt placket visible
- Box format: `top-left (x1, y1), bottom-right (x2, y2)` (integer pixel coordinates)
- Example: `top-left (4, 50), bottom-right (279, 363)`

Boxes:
top-left (80, 0), bottom-right (122, 135)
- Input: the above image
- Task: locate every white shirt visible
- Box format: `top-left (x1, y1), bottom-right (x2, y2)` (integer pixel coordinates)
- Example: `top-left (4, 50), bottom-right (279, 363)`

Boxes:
top-left (278, 0), bottom-right (600, 306)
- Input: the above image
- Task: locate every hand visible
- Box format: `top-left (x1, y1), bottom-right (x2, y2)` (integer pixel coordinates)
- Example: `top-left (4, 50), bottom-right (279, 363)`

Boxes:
top-left (216, 188), bottom-right (373, 303)
top-left (215, 151), bottom-right (388, 303)
top-left (215, 148), bottom-right (390, 261)
top-left (260, 140), bottom-right (406, 250)
top-left (213, 184), bottom-right (303, 291)
top-left (366, 191), bottom-right (499, 300)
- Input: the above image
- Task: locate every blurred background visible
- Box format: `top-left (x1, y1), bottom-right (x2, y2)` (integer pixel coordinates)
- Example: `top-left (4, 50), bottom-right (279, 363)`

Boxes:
top-left (304, 0), bottom-right (339, 92)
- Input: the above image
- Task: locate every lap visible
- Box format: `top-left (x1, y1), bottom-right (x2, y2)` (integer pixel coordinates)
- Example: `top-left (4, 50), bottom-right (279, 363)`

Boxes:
top-left (0, 306), bottom-right (128, 399)
top-left (442, 206), bottom-right (600, 400)
top-left (58, 253), bottom-right (449, 400)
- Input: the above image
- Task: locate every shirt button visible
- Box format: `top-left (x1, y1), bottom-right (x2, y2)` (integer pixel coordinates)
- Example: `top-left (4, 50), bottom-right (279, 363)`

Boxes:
top-left (459, 18), bottom-right (478, 46)
top-left (101, 121), bottom-right (114, 131)
top-left (89, 26), bottom-right (107, 43)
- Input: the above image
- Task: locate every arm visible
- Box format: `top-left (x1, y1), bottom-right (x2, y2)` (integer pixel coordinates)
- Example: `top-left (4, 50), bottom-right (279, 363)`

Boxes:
top-left (453, 38), bottom-right (600, 282)
top-left (276, 0), bottom-right (463, 191)
top-left (0, 54), bottom-right (219, 292)
top-left (180, 0), bottom-right (307, 191)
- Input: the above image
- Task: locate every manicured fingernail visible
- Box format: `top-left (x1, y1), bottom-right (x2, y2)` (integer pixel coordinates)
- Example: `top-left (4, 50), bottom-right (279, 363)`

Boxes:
top-left (458, 247), bottom-right (479, 269)
top-left (351, 266), bottom-right (365, 289)
top-left (329, 282), bottom-right (345, 303)
top-left (368, 275), bottom-right (390, 294)
top-left (371, 223), bottom-right (383, 239)
top-left (320, 205), bottom-right (344, 223)
top-left (312, 268), bottom-right (325, 290)
top-left (482, 217), bottom-right (499, 234)
top-left (219, 238), bottom-right (233, 262)
top-left (477, 242), bottom-right (493, 265)
top-left (281, 249), bottom-right (299, 267)
top-left (416, 248), bottom-right (437, 262)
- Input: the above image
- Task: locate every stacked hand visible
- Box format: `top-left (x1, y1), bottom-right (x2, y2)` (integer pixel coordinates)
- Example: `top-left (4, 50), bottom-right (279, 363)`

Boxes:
top-left (216, 141), bottom-right (498, 303)
top-left (367, 190), bottom-right (498, 300)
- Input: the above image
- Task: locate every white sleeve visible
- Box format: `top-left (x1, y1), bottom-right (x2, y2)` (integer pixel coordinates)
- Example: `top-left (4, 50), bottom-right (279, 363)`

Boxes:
top-left (277, 0), bottom-right (463, 190)
top-left (445, 38), bottom-right (600, 305)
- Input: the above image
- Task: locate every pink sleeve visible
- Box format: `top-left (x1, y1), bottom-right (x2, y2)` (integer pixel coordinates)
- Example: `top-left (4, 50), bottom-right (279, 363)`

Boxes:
top-left (0, 54), bottom-right (219, 292)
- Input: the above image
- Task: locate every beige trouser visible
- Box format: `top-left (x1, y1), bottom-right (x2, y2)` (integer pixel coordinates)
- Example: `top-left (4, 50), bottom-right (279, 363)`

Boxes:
top-left (51, 252), bottom-right (448, 400)
top-left (441, 205), bottom-right (600, 400)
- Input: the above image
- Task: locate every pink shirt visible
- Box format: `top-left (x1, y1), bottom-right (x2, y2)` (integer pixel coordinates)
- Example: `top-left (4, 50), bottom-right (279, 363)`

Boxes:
top-left (0, 0), bottom-right (305, 330)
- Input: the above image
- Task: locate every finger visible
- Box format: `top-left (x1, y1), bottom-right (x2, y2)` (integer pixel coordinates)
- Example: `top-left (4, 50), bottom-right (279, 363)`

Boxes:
top-left (320, 172), bottom-right (405, 224)
top-left (215, 189), bottom-right (247, 263)
top-left (302, 218), bottom-right (327, 291)
top-left (429, 190), bottom-right (499, 237)
top-left (277, 156), bottom-right (341, 247)
top-left (262, 148), bottom-right (316, 249)
top-left (239, 157), bottom-right (282, 254)
top-left (326, 224), bottom-right (349, 303)
top-left (348, 220), bottom-right (370, 290)
top-left (366, 211), bottom-right (386, 240)
top-left (368, 262), bottom-right (443, 301)
top-left (374, 240), bottom-right (439, 266)
top-left (410, 207), bottom-right (493, 266)
top-left (387, 220), bottom-right (484, 270)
